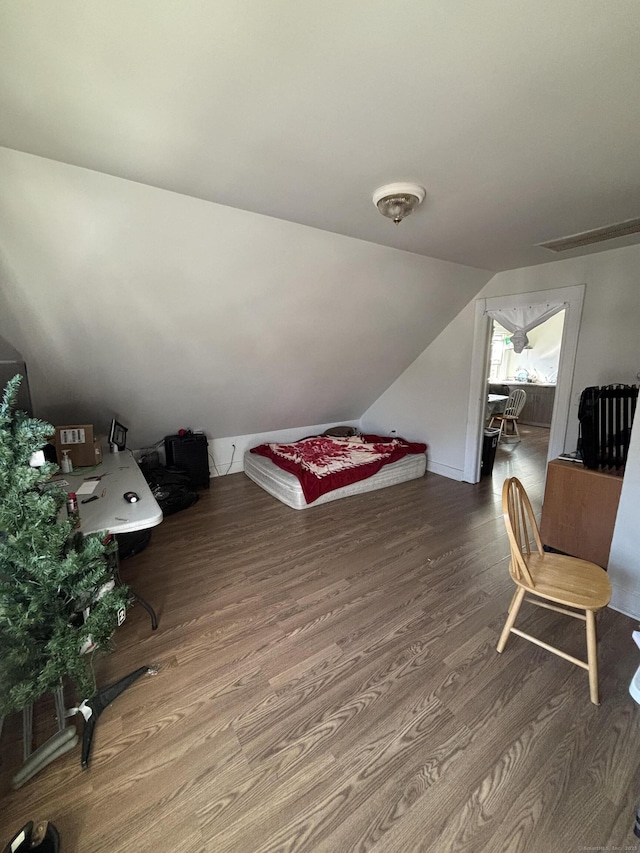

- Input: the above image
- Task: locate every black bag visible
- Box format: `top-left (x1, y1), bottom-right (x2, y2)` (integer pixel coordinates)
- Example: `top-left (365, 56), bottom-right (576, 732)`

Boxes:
top-left (138, 460), bottom-right (199, 516)
top-left (117, 529), bottom-right (153, 560)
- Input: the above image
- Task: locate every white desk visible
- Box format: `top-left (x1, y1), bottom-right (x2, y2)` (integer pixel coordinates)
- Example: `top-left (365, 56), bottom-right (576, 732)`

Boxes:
top-left (55, 447), bottom-right (163, 631)
top-left (56, 448), bottom-right (163, 536)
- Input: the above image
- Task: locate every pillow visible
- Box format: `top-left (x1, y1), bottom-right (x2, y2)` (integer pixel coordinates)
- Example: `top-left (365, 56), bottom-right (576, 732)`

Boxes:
top-left (322, 426), bottom-right (358, 438)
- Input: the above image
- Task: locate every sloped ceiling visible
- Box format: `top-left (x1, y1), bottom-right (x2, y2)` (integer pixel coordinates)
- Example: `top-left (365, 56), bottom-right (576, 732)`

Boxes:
top-left (1, 1), bottom-right (639, 272)
top-left (0, 148), bottom-right (492, 446)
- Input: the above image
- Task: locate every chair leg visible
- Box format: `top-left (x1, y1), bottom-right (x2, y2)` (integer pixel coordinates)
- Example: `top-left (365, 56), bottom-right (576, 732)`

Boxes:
top-left (586, 609), bottom-right (599, 705)
top-left (507, 589), bottom-right (519, 613)
top-left (497, 587), bottom-right (526, 653)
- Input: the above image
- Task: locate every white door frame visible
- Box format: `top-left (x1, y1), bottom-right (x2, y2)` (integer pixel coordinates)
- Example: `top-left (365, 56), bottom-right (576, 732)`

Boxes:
top-left (463, 284), bottom-right (585, 483)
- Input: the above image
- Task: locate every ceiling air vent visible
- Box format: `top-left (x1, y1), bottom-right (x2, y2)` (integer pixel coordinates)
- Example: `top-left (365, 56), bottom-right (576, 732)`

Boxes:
top-left (537, 216), bottom-right (640, 252)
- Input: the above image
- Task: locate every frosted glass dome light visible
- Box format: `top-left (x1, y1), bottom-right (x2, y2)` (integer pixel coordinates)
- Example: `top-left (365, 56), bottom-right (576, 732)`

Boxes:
top-left (372, 182), bottom-right (426, 224)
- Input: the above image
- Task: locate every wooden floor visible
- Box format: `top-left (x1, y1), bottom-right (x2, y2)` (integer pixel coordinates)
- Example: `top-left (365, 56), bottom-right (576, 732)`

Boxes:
top-left (2, 427), bottom-right (640, 851)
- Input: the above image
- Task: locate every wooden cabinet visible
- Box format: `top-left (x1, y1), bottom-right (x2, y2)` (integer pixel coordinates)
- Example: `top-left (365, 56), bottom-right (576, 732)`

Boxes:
top-left (505, 383), bottom-right (555, 427)
top-left (540, 459), bottom-right (623, 568)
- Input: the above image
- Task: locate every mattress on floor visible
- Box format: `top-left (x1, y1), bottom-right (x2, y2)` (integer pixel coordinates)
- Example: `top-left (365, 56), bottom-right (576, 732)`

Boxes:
top-left (243, 449), bottom-right (427, 510)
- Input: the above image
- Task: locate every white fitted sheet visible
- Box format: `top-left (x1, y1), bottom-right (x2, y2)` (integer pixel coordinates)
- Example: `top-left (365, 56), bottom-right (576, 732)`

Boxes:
top-left (243, 449), bottom-right (426, 510)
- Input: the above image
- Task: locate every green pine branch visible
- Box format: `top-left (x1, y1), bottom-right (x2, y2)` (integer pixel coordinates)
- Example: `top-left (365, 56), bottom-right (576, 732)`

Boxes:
top-left (0, 375), bottom-right (132, 717)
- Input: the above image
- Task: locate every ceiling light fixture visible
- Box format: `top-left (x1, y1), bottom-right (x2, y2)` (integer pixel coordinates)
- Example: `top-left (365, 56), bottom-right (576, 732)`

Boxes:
top-left (372, 182), bottom-right (426, 224)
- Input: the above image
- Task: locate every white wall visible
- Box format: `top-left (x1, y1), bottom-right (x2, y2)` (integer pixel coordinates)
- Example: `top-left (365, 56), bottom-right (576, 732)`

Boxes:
top-left (360, 301), bottom-right (478, 479)
top-left (362, 243), bottom-right (640, 478)
top-left (0, 147), bottom-right (492, 449)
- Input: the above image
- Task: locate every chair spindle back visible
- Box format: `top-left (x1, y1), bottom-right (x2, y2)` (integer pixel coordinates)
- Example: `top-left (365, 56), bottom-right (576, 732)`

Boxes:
top-left (503, 388), bottom-right (527, 419)
top-left (502, 477), bottom-right (544, 587)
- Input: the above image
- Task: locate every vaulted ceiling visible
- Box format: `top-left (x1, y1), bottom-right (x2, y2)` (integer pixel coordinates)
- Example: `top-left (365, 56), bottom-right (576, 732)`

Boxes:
top-left (1, 1), bottom-right (639, 272)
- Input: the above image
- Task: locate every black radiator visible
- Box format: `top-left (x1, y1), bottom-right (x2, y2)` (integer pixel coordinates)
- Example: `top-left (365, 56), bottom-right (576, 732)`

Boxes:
top-left (578, 384), bottom-right (638, 471)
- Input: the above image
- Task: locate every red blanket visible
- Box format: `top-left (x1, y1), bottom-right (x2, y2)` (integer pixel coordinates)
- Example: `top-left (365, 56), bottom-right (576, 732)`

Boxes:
top-left (250, 434), bottom-right (427, 504)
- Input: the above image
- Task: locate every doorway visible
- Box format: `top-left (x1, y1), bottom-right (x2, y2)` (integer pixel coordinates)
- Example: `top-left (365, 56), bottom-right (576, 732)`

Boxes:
top-left (487, 310), bottom-right (565, 471)
top-left (463, 284), bottom-right (585, 484)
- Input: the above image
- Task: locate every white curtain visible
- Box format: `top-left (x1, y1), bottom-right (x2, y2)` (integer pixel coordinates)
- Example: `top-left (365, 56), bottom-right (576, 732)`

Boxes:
top-left (486, 302), bottom-right (566, 353)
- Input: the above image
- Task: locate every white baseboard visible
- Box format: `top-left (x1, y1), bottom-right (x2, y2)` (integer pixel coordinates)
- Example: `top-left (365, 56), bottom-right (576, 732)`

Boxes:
top-left (608, 582), bottom-right (640, 621)
top-left (210, 460), bottom-right (244, 478)
top-left (427, 460), bottom-right (465, 481)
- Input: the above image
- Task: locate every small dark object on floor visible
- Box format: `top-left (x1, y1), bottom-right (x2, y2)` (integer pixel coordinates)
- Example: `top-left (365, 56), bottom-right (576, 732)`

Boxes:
top-left (2, 820), bottom-right (60, 853)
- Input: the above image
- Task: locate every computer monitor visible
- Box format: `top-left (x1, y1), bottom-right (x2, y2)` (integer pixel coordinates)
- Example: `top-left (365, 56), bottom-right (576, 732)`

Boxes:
top-left (108, 418), bottom-right (128, 453)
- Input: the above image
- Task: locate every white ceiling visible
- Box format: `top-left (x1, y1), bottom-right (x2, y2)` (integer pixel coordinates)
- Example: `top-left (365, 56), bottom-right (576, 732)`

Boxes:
top-left (1, 0), bottom-right (639, 272)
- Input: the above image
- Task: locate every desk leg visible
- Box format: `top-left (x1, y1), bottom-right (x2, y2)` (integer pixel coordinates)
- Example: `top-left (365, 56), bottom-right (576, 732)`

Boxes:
top-left (134, 593), bottom-right (158, 630)
top-left (111, 547), bottom-right (159, 631)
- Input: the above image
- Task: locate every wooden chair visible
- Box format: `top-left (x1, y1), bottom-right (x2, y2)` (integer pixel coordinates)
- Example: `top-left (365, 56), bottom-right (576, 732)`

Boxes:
top-left (488, 388), bottom-right (527, 440)
top-left (497, 477), bottom-right (611, 705)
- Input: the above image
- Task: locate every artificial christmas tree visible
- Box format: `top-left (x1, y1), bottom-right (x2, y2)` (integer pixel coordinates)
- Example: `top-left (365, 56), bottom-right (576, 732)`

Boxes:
top-left (0, 374), bottom-right (130, 722)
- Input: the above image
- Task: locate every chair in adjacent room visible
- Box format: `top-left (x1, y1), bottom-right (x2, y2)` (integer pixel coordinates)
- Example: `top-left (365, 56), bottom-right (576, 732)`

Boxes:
top-left (497, 477), bottom-right (611, 705)
top-left (488, 388), bottom-right (527, 440)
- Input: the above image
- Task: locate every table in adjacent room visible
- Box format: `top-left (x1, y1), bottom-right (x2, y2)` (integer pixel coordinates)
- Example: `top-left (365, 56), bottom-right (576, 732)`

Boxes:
top-left (487, 393), bottom-right (509, 416)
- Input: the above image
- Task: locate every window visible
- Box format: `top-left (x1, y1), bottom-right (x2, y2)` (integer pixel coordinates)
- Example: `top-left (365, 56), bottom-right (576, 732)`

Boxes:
top-left (489, 324), bottom-right (512, 381)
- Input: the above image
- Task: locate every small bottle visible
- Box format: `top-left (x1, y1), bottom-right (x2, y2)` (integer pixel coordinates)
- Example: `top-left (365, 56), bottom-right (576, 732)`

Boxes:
top-left (61, 449), bottom-right (73, 474)
top-left (66, 492), bottom-right (80, 528)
